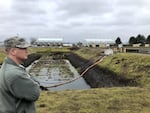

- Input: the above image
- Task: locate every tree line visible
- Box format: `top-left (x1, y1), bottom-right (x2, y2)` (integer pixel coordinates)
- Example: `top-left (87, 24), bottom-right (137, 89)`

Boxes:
top-left (115, 34), bottom-right (150, 45)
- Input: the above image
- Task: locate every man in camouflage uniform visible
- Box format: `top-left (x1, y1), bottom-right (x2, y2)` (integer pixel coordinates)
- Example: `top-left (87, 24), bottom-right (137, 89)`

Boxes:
top-left (0, 36), bottom-right (40, 113)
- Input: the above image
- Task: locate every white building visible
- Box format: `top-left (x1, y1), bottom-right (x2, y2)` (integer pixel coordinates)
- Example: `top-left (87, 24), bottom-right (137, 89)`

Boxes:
top-left (63, 43), bottom-right (73, 47)
top-left (85, 39), bottom-right (114, 47)
top-left (104, 49), bottom-right (114, 55)
top-left (35, 38), bottom-right (63, 47)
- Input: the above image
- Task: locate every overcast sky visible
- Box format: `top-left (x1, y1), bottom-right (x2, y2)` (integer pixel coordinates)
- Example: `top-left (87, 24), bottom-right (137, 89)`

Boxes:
top-left (0, 0), bottom-right (150, 43)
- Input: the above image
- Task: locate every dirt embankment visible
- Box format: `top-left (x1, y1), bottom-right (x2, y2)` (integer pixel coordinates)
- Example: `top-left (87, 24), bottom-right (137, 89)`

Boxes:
top-left (66, 53), bottom-right (137, 88)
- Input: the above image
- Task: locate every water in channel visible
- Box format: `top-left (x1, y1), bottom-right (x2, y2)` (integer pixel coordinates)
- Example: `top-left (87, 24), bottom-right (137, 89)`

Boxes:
top-left (28, 59), bottom-right (90, 91)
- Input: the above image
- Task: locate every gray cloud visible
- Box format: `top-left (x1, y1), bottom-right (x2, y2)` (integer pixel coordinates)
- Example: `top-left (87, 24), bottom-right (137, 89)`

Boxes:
top-left (0, 0), bottom-right (150, 42)
top-left (57, 0), bottom-right (113, 16)
top-left (12, 1), bottom-right (46, 15)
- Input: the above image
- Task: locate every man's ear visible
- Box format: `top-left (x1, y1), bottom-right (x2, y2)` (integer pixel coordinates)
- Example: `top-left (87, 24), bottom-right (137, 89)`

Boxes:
top-left (9, 48), bottom-right (17, 56)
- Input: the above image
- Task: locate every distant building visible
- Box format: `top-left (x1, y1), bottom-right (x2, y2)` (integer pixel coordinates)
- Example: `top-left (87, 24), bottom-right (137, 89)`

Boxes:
top-left (63, 43), bottom-right (73, 47)
top-left (35, 38), bottom-right (63, 47)
top-left (85, 39), bottom-right (114, 47)
top-left (104, 49), bottom-right (114, 55)
top-left (0, 42), bottom-right (3, 47)
top-left (132, 43), bottom-right (141, 47)
top-left (145, 44), bottom-right (150, 47)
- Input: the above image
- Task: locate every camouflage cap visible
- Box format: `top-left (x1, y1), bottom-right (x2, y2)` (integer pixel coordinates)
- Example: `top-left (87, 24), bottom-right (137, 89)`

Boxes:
top-left (4, 36), bottom-right (30, 49)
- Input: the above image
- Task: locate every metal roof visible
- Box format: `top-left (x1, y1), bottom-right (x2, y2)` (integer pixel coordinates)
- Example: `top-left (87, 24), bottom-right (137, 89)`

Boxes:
top-left (85, 39), bottom-right (114, 43)
top-left (37, 38), bottom-right (63, 42)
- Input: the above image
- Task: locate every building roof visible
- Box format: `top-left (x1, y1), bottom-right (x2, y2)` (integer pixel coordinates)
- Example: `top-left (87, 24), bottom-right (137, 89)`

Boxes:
top-left (85, 38), bottom-right (114, 43)
top-left (37, 38), bottom-right (63, 42)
